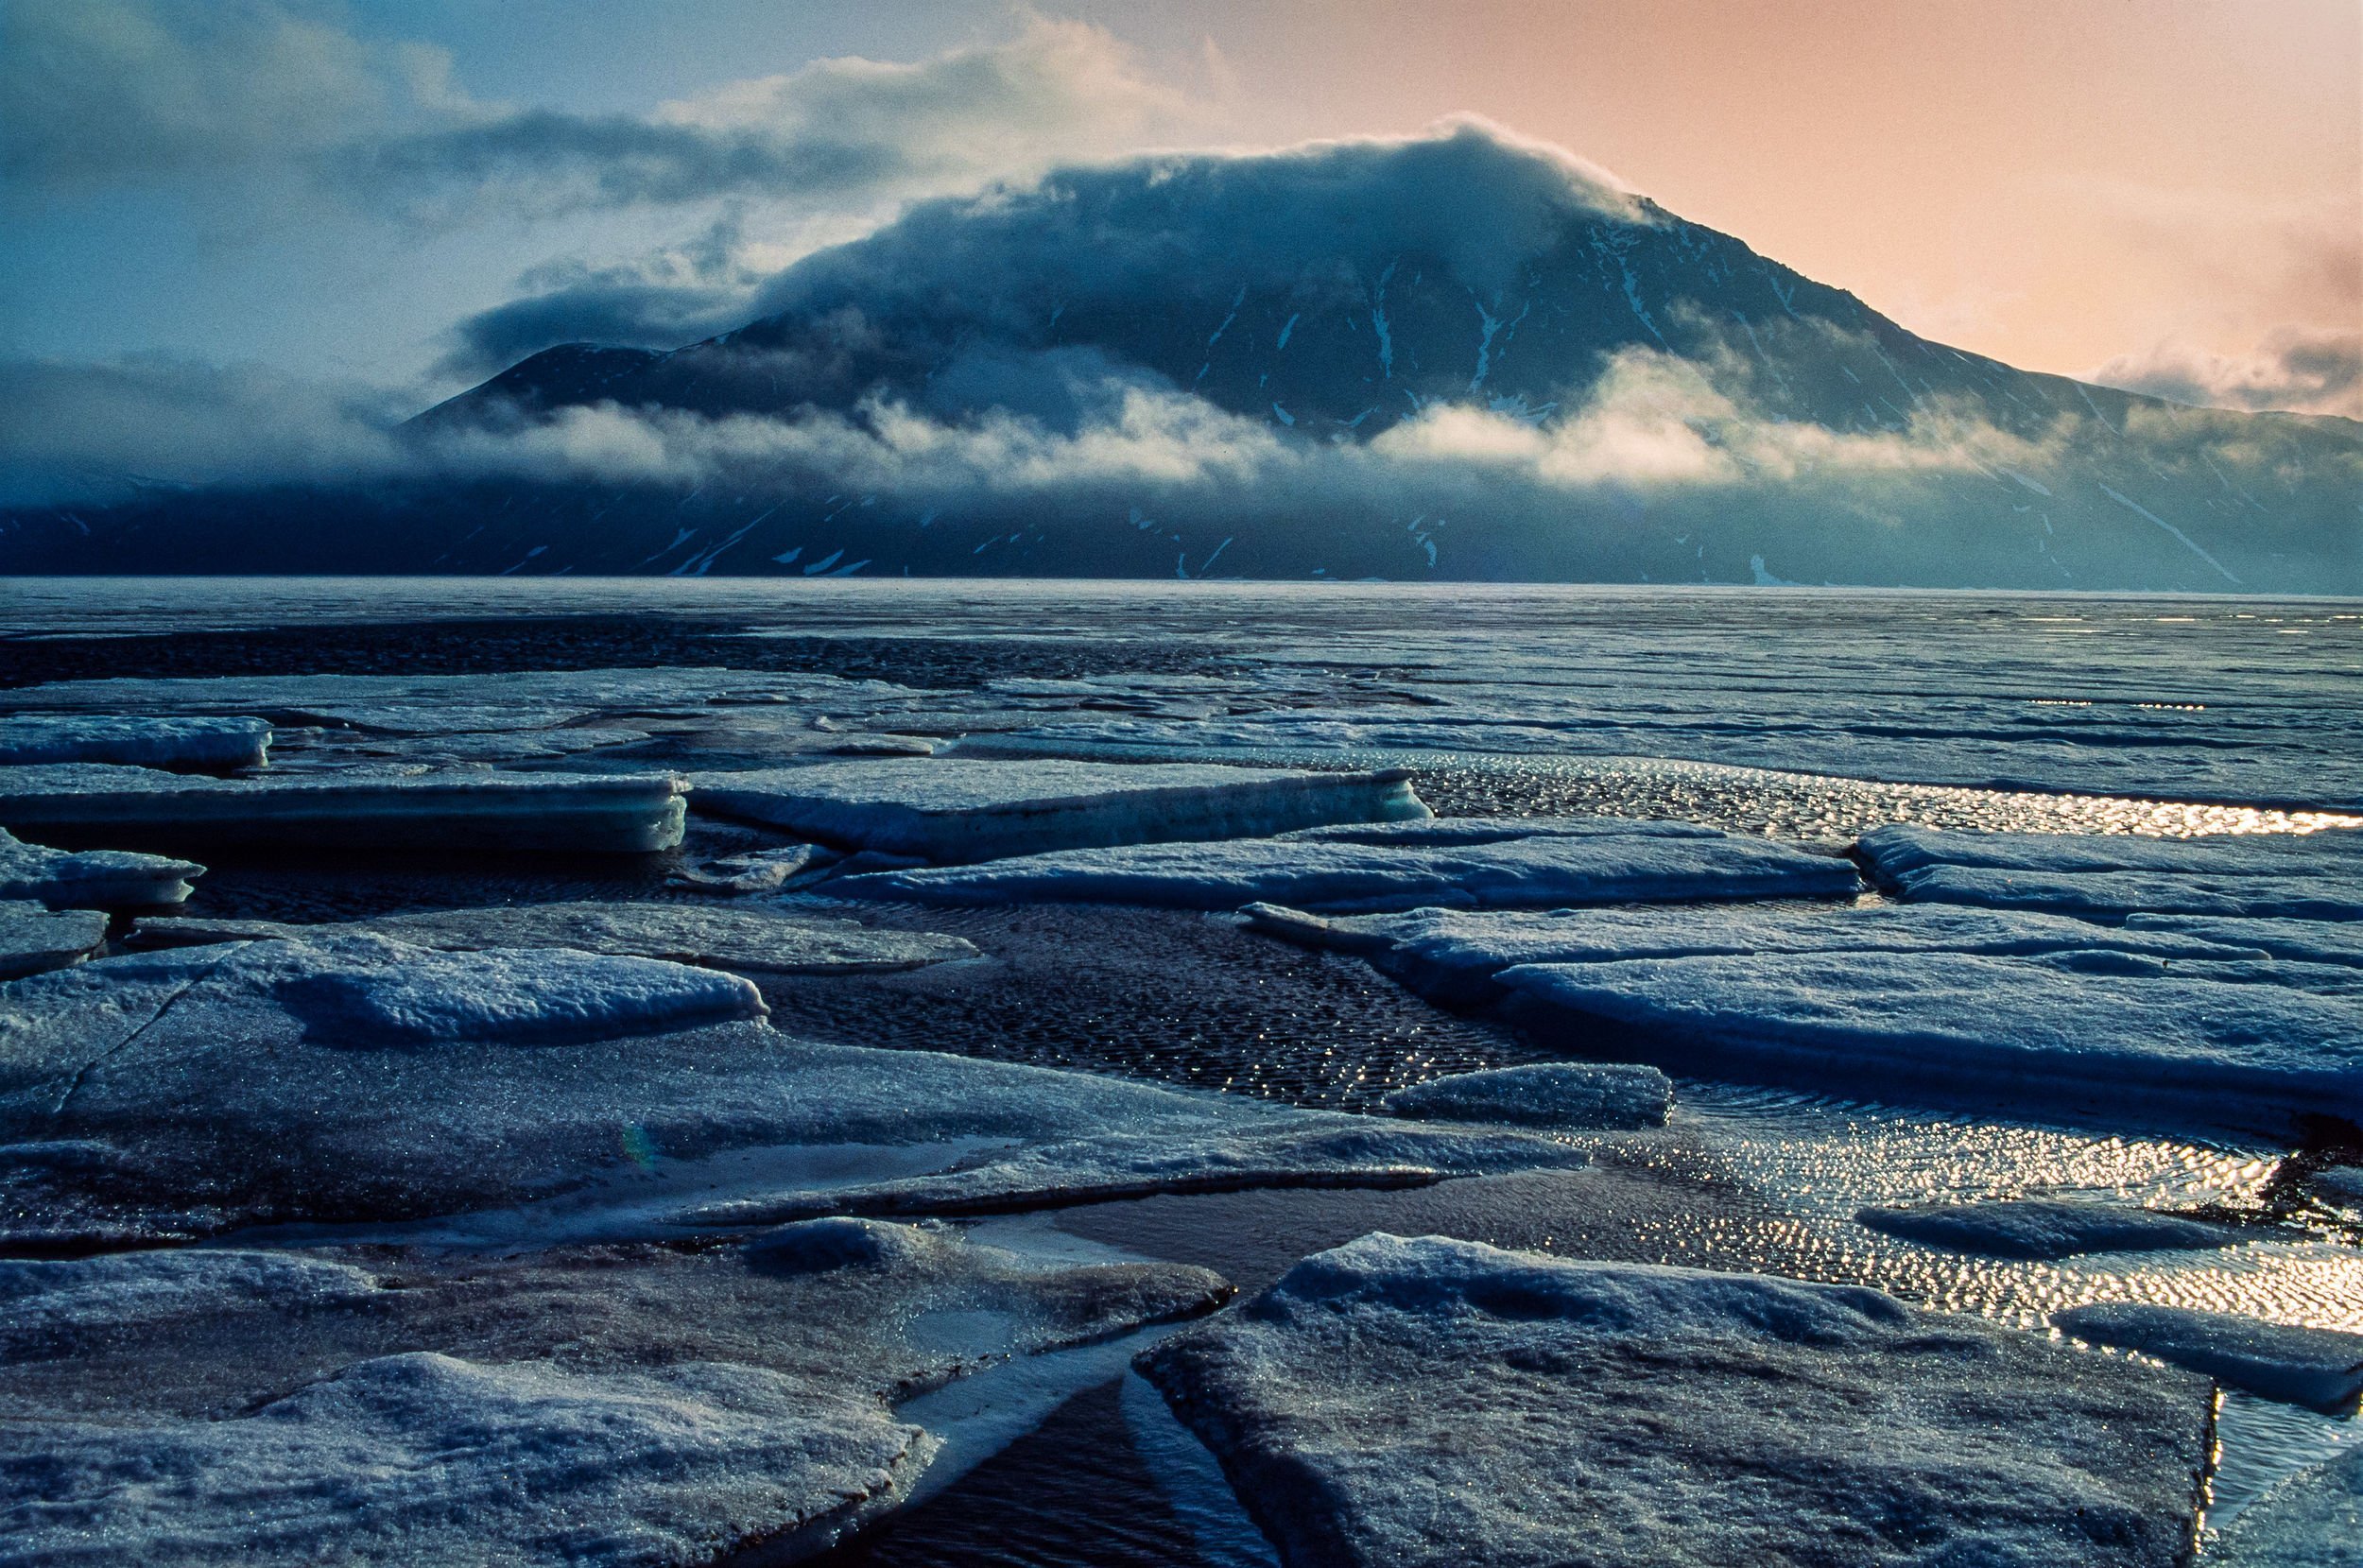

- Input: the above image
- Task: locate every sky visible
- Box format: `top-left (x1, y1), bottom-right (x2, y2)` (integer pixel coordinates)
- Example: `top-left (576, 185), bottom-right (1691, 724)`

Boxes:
top-left (2, 0), bottom-right (2356, 429)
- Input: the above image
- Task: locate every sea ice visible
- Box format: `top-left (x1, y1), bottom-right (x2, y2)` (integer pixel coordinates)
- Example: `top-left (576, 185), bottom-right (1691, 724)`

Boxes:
top-left (1854, 1198), bottom-right (2241, 1259)
top-left (0, 1221), bottom-right (1231, 1568)
top-left (0, 942), bottom-right (1583, 1247)
top-left (690, 758), bottom-right (1430, 863)
top-left (837, 820), bottom-right (1859, 911)
top-left (2214, 1441), bottom-right (2363, 1568)
top-left (1244, 900), bottom-right (2275, 1006)
top-left (2053, 1303), bottom-right (2363, 1414)
top-left (0, 715), bottom-right (271, 770)
top-left (668, 843), bottom-right (826, 894)
top-left (2126, 913), bottom-right (2363, 970)
top-left (1381, 1062), bottom-right (1672, 1129)
top-left (0, 765), bottom-right (687, 852)
top-left (272, 938), bottom-right (770, 1043)
top-left (1136, 1233), bottom-right (2209, 1568)
top-left (1497, 950), bottom-right (2363, 1125)
top-left (1861, 824), bottom-right (2363, 920)
top-left (0, 825), bottom-right (200, 907)
top-left (0, 900), bottom-right (108, 979)
top-left (134, 900), bottom-right (977, 975)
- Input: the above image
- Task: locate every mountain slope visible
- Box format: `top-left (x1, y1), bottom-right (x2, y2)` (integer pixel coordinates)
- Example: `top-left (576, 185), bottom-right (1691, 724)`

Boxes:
top-left (7, 125), bottom-right (2356, 588)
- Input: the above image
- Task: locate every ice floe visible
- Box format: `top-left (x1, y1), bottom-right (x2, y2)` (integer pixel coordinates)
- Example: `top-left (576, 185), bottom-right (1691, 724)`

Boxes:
top-left (1863, 823), bottom-right (2363, 921)
top-left (690, 758), bottom-right (1430, 863)
top-left (0, 715), bottom-right (270, 771)
top-left (0, 766), bottom-right (686, 853)
top-left (2126, 913), bottom-right (2363, 970)
top-left (0, 901), bottom-right (108, 979)
top-left (0, 941), bottom-right (1582, 1248)
top-left (837, 818), bottom-right (1859, 911)
top-left (274, 938), bottom-right (770, 1044)
top-left (1381, 1061), bottom-right (1671, 1129)
top-left (134, 900), bottom-right (977, 975)
top-left (2215, 1440), bottom-right (2363, 1567)
top-left (2053, 1303), bottom-right (2363, 1414)
top-left (0, 1223), bottom-right (1229, 1567)
top-left (668, 843), bottom-right (826, 894)
top-left (0, 825), bottom-right (200, 907)
top-left (1854, 1198), bottom-right (2241, 1259)
top-left (1136, 1233), bottom-right (2210, 1568)
top-left (1244, 899), bottom-right (2285, 1006)
top-left (1498, 950), bottom-right (2363, 1126)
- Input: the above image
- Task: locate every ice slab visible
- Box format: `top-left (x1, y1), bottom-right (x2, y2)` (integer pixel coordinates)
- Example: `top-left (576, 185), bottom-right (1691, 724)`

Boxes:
top-left (273, 938), bottom-right (769, 1044)
top-left (1855, 1198), bottom-right (2242, 1259)
top-left (2216, 1441), bottom-right (2363, 1568)
top-left (1246, 899), bottom-right (2280, 1006)
top-left (690, 758), bottom-right (1431, 863)
top-left (669, 843), bottom-right (826, 894)
top-left (1136, 1233), bottom-right (2209, 1568)
top-left (1382, 1062), bottom-right (1671, 1129)
top-left (1498, 950), bottom-right (2363, 1126)
top-left (0, 900), bottom-right (108, 979)
top-left (7, 1353), bottom-right (934, 1568)
top-left (0, 715), bottom-right (270, 770)
top-left (1862, 824), bottom-right (2363, 921)
top-left (0, 943), bottom-right (1582, 1248)
top-left (134, 900), bottom-right (977, 975)
top-left (0, 824), bottom-right (200, 907)
top-left (0, 1220), bottom-right (1229, 1568)
top-left (2054, 1304), bottom-right (2363, 1414)
top-left (838, 820), bottom-right (1860, 912)
top-left (0, 765), bottom-right (687, 853)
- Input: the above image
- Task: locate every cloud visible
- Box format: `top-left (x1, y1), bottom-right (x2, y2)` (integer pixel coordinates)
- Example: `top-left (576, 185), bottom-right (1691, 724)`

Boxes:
top-left (2087, 327), bottom-right (2362, 420)
top-left (0, 0), bottom-right (459, 190)
top-left (0, 355), bottom-right (411, 505)
top-left (358, 19), bottom-right (1207, 220)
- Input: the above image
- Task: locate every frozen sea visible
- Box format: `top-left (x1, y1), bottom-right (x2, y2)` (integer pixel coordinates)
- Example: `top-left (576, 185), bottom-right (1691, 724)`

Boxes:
top-left (0, 579), bottom-right (2356, 1567)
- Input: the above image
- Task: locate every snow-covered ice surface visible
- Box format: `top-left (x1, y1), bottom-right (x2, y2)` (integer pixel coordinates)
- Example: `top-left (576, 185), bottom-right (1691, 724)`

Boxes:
top-left (0, 1222), bottom-right (1231, 1568)
top-left (0, 824), bottom-right (200, 906)
top-left (1381, 1061), bottom-right (1671, 1129)
top-left (691, 758), bottom-right (1429, 862)
top-left (0, 765), bottom-right (687, 852)
top-left (0, 940), bottom-right (1581, 1249)
top-left (1854, 1198), bottom-right (2241, 1259)
top-left (2053, 1303), bottom-right (2363, 1413)
top-left (0, 715), bottom-right (269, 770)
top-left (837, 819), bottom-right (1859, 911)
top-left (132, 900), bottom-right (979, 974)
top-left (2216, 1441), bottom-right (2363, 1567)
top-left (1136, 1232), bottom-right (2210, 1568)
top-left (1865, 821), bottom-right (2363, 918)
top-left (0, 900), bottom-right (108, 978)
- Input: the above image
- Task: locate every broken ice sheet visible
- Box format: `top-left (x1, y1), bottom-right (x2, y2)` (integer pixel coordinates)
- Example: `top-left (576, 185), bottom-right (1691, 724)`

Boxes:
top-left (2053, 1303), bottom-right (2363, 1414)
top-left (690, 756), bottom-right (1431, 863)
top-left (1136, 1232), bottom-right (2210, 1568)
top-left (0, 940), bottom-right (1582, 1249)
top-left (1863, 823), bottom-right (2363, 921)
top-left (134, 900), bottom-right (978, 975)
top-left (2213, 1440), bottom-right (2363, 1567)
top-left (0, 824), bottom-right (201, 907)
top-left (0, 764), bottom-right (686, 853)
top-left (0, 900), bottom-right (109, 979)
top-left (1498, 948), bottom-right (2363, 1128)
top-left (0, 1222), bottom-right (1230, 1567)
top-left (0, 715), bottom-right (270, 771)
top-left (838, 818), bottom-right (1859, 910)
top-left (1854, 1198), bottom-right (2242, 1260)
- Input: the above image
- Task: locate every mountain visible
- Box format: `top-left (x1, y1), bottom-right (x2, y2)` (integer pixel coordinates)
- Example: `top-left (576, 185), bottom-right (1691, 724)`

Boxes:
top-left (6, 124), bottom-right (2356, 588)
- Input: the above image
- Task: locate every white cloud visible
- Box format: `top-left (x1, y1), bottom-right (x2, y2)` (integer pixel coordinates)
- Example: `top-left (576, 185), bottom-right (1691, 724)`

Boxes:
top-left (2087, 327), bottom-right (2361, 420)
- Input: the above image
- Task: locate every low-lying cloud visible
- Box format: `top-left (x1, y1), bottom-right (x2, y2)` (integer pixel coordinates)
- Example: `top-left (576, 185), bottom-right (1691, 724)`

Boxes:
top-left (2088, 327), bottom-right (2361, 421)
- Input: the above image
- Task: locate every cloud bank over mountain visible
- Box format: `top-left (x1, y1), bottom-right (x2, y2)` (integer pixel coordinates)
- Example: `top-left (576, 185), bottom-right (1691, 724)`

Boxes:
top-left (7, 119), bottom-right (2353, 590)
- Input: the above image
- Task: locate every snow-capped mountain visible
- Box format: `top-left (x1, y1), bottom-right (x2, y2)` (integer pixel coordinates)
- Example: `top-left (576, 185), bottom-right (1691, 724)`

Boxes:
top-left (7, 125), bottom-right (2356, 588)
